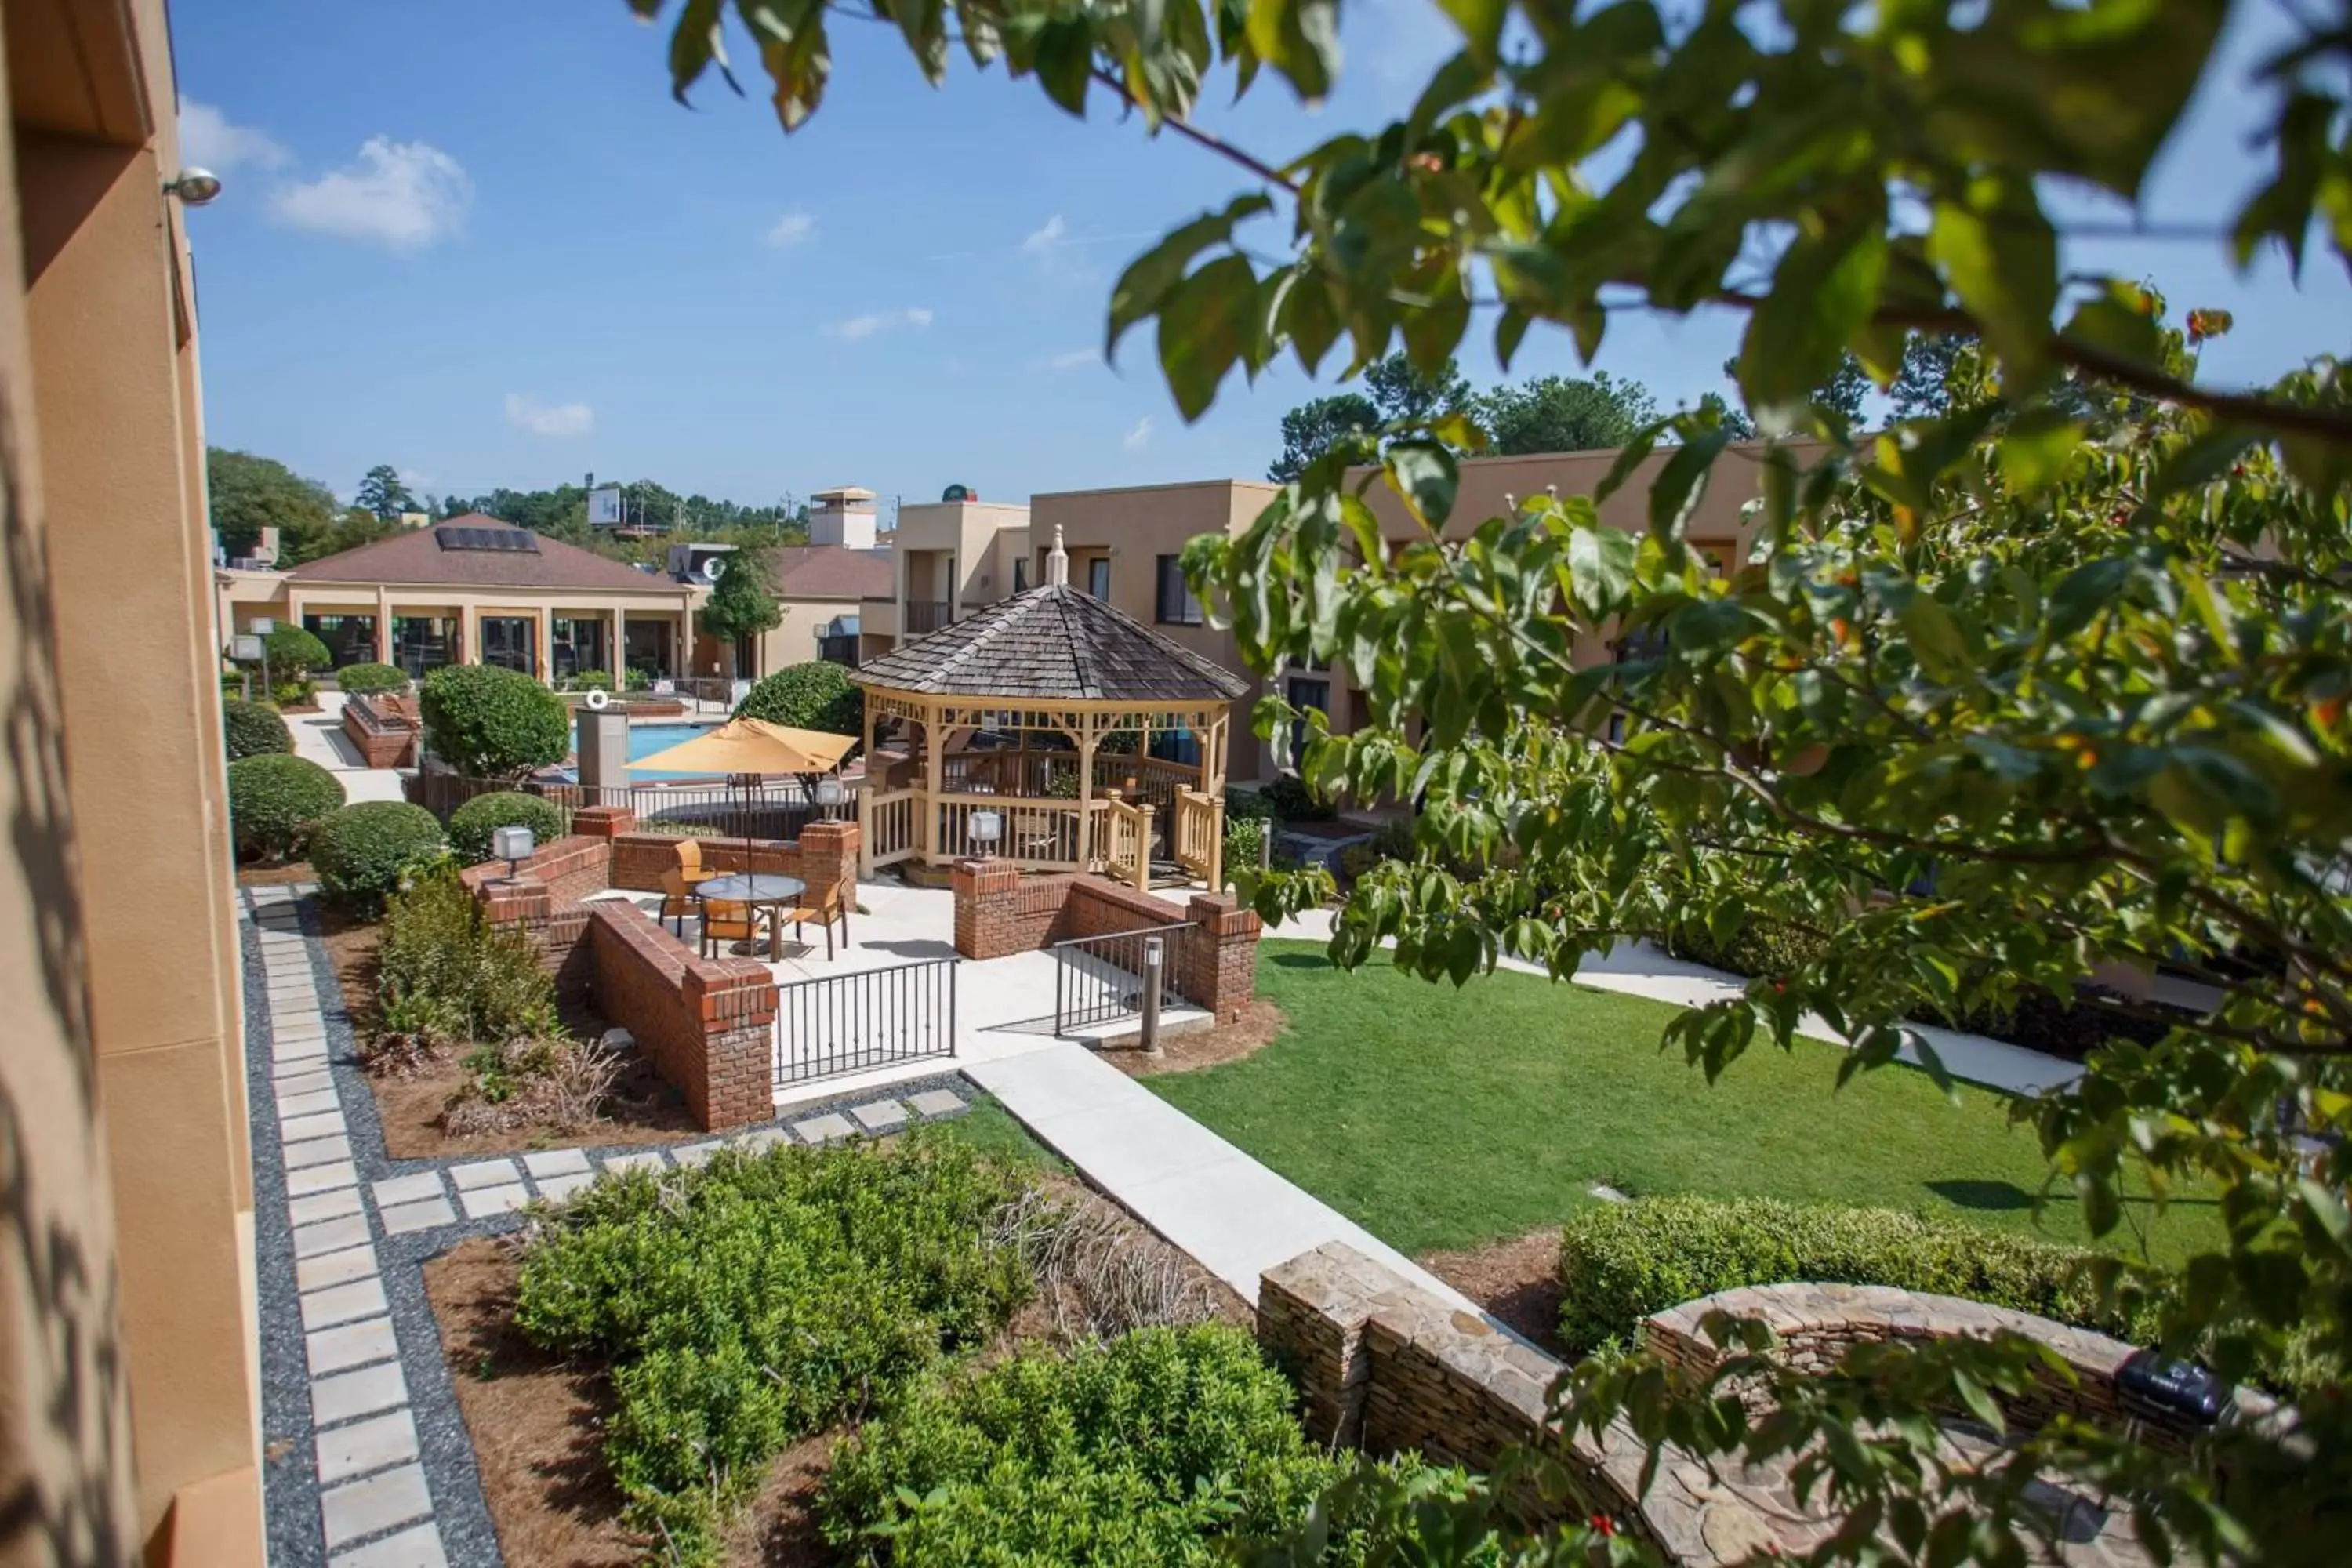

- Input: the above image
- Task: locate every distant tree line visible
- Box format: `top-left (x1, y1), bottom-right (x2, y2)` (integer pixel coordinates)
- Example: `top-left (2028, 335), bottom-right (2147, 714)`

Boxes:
top-left (207, 450), bottom-right (812, 568)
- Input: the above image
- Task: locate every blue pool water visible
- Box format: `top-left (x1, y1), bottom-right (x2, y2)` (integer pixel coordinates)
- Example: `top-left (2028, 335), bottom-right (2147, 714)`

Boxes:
top-left (627, 722), bottom-right (719, 764)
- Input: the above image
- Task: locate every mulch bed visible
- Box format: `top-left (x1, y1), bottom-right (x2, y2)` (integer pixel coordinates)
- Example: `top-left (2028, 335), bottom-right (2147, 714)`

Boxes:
top-left (318, 906), bottom-right (705, 1160)
top-left (423, 1171), bottom-right (1245, 1566)
top-left (237, 861), bottom-right (318, 887)
top-left (1099, 999), bottom-right (1287, 1079)
top-left (1418, 1228), bottom-right (1570, 1357)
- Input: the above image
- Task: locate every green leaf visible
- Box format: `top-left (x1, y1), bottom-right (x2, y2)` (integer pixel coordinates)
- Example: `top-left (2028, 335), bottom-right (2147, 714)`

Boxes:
top-left (1245, 0), bottom-right (1341, 102)
top-left (1900, 594), bottom-right (1969, 682)
top-left (1384, 440), bottom-right (1459, 528)
top-left (1432, 0), bottom-right (1505, 65)
top-left (1646, 428), bottom-right (1731, 543)
top-left (1738, 219), bottom-right (1888, 410)
top-left (1998, 411), bottom-right (2085, 495)
top-left (1033, 15), bottom-right (1094, 117)
top-left (1157, 254), bottom-right (1259, 420)
top-left (1928, 180), bottom-right (2056, 376)
top-left (1106, 194), bottom-right (1271, 357)
top-left (2060, 283), bottom-right (2166, 368)
top-left (1566, 525), bottom-right (1636, 621)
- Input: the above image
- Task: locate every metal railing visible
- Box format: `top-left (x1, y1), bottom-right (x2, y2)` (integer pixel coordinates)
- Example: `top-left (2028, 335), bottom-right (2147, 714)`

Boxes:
top-left (773, 957), bottom-right (957, 1087)
top-left (906, 599), bottom-right (953, 636)
top-left (407, 771), bottom-right (816, 842)
top-left (1053, 923), bottom-right (1193, 1035)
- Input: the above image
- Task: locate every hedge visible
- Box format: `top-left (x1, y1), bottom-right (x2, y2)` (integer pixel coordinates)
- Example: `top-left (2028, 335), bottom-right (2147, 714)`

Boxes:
top-left (310, 801), bottom-right (448, 913)
top-left (446, 791), bottom-right (568, 865)
top-left (222, 699), bottom-right (292, 760)
top-left (735, 661), bottom-right (862, 736)
top-left (1556, 1196), bottom-right (2157, 1356)
top-left (227, 754), bottom-right (344, 859)
top-left (822, 1324), bottom-right (1400, 1566)
top-left (335, 662), bottom-right (410, 696)
top-left (417, 664), bottom-right (570, 778)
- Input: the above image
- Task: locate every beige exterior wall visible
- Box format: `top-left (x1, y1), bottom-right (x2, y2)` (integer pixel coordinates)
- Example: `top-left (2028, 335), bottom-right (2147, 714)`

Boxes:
top-left (1, 0), bottom-right (264, 1559)
top-left (893, 500), bottom-right (1030, 621)
top-left (742, 593), bottom-right (859, 676)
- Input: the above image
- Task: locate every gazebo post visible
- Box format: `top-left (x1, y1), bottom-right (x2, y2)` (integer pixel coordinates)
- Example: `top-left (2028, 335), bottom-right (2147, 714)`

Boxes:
top-left (858, 695), bottom-right (878, 877)
top-left (1076, 709), bottom-right (1097, 874)
top-left (1204, 706), bottom-right (1226, 891)
top-left (922, 700), bottom-right (945, 866)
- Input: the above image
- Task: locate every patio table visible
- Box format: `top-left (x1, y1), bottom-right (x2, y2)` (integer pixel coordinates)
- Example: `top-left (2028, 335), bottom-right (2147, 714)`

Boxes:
top-left (692, 872), bottom-right (806, 960)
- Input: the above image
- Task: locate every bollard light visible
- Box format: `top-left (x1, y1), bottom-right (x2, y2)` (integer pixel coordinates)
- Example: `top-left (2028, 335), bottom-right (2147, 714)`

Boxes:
top-left (815, 775), bottom-right (844, 821)
top-left (492, 825), bottom-right (535, 884)
top-left (970, 808), bottom-right (1002, 858)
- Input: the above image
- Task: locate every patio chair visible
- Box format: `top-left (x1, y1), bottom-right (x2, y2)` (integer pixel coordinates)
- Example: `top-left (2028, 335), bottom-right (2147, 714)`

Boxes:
top-left (657, 868), bottom-right (696, 938)
top-left (701, 898), bottom-right (760, 960)
top-left (782, 880), bottom-right (849, 960)
top-left (673, 839), bottom-right (717, 887)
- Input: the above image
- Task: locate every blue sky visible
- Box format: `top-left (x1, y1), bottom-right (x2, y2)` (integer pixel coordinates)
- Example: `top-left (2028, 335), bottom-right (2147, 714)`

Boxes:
top-left (176, 0), bottom-right (2350, 513)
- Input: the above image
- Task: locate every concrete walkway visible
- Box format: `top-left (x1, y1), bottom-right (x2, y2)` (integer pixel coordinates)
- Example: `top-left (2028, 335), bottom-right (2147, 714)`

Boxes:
top-left (289, 691), bottom-right (409, 804)
top-left (964, 1044), bottom-right (1477, 1313)
top-left (1265, 908), bottom-right (2085, 1098)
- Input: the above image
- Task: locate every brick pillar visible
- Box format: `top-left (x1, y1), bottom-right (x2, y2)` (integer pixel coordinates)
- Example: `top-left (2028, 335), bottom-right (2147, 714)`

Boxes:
top-left (953, 858), bottom-right (1022, 960)
top-left (682, 960), bottom-right (778, 1130)
top-left (572, 803), bottom-right (636, 839)
top-left (1184, 891), bottom-right (1261, 1021)
top-left (471, 871), bottom-right (552, 927)
top-left (798, 818), bottom-right (860, 900)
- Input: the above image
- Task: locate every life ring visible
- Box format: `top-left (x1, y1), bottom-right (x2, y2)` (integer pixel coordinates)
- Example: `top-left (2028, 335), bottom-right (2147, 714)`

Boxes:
top-left (583, 688), bottom-right (611, 711)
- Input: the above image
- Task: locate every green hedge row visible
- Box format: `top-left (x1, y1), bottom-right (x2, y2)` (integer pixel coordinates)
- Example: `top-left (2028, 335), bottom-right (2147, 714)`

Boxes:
top-left (1556, 1196), bottom-right (2156, 1356)
top-left (335, 662), bottom-right (411, 695)
top-left (446, 791), bottom-right (566, 864)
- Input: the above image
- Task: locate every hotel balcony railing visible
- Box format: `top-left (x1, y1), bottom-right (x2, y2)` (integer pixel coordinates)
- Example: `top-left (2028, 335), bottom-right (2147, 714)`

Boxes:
top-left (906, 599), bottom-right (953, 636)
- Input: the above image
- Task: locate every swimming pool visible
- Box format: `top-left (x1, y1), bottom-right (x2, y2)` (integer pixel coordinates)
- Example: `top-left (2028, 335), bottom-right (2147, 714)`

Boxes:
top-left (554, 720), bottom-right (728, 781)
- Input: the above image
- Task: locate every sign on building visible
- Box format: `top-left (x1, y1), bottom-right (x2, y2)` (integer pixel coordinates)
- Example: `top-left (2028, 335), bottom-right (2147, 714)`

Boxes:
top-left (587, 485), bottom-right (623, 527)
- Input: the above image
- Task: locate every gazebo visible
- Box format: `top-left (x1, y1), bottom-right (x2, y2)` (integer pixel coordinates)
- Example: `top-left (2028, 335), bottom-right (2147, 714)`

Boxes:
top-left (851, 530), bottom-right (1248, 889)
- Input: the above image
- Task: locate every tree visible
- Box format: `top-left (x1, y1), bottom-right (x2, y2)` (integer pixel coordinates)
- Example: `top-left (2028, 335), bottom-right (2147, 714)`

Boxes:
top-left (1475, 372), bottom-right (1656, 455)
top-left (646, 3), bottom-right (2352, 1561)
top-left (1268, 392), bottom-right (1377, 481)
top-left (354, 464), bottom-right (416, 522)
top-left (696, 551), bottom-right (782, 670)
top-left (735, 662), bottom-right (862, 739)
top-left (1364, 353), bottom-right (1469, 426)
top-left (206, 448), bottom-right (336, 561)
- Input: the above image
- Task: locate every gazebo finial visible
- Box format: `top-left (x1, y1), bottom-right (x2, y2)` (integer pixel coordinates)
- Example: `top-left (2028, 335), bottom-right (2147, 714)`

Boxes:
top-left (1047, 524), bottom-right (1069, 586)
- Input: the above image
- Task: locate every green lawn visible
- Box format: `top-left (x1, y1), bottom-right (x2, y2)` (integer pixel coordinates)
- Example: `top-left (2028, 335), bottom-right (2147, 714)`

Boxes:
top-left (1146, 942), bottom-right (2216, 1262)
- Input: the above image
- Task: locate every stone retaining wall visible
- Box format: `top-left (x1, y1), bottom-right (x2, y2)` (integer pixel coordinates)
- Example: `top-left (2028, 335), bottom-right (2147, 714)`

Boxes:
top-left (949, 858), bottom-right (1261, 1020)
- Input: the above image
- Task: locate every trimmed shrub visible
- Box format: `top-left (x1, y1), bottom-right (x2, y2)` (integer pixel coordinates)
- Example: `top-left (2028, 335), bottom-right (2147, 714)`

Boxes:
top-left (1663, 916), bottom-right (1831, 980)
top-left (735, 660), bottom-right (862, 736)
top-left (310, 801), bottom-right (447, 913)
top-left (1555, 1196), bottom-right (2159, 1356)
top-left (564, 668), bottom-right (614, 692)
top-left (371, 860), bottom-right (561, 1056)
top-left (417, 663), bottom-right (569, 779)
top-left (1222, 815), bottom-right (1266, 884)
top-left (222, 698), bottom-right (292, 760)
top-left (263, 623), bottom-right (332, 676)
top-left (227, 753), bottom-right (343, 858)
top-left (1261, 773), bottom-right (1335, 822)
top-left (514, 1136), bottom-right (1033, 1557)
top-left (822, 1326), bottom-right (1355, 1566)
top-left (335, 662), bottom-right (410, 695)
top-left (445, 791), bottom-right (567, 865)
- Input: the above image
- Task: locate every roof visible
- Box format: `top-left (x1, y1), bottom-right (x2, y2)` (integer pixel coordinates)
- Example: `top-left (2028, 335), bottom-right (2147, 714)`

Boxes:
top-left (759, 544), bottom-right (893, 601)
top-left (287, 514), bottom-right (680, 594)
top-left (851, 583), bottom-right (1250, 704)
top-left (811, 485), bottom-right (877, 501)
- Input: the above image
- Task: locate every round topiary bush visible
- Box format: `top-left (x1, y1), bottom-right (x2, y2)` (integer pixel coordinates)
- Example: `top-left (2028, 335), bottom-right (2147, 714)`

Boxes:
top-left (336, 662), bottom-right (411, 696)
top-left (226, 753), bottom-right (344, 859)
top-left (263, 623), bottom-right (333, 677)
top-left (446, 791), bottom-right (568, 864)
top-left (310, 801), bottom-right (448, 912)
top-left (222, 699), bottom-right (293, 760)
top-left (417, 664), bottom-right (570, 779)
top-left (735, 661), bottom-right (862, 736)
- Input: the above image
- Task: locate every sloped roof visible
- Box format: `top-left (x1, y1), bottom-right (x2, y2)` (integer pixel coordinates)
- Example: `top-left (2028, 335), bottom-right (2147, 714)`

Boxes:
top-left (851, 583), bottom-right (1249, 704)
top-left (287, 514), bottom-right (678, 593)
top-left (759, 544), bottom-right (892, 601)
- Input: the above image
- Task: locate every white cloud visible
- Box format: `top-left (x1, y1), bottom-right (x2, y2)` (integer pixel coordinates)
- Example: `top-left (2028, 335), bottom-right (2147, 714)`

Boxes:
top-left (826, 307), bottom-right (933, 340)
top-left (270, 136), bottom-right (471, 251)
top-left (179, 101), bottom-right (289, 172)
top-left (1021, 215), bottom-right (1068, 255)
top-left (1046, 348), bottom-right (1099, 371)
top-left (1123, 416), bottom-right (1154, 452)
top-left (765, 209), bottom-right (816, 249)
top-left (504, 393), bottom-right (593, 439)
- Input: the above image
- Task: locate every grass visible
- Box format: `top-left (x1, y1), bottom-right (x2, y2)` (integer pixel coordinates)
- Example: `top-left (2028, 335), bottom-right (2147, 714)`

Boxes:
top-left (933, 1094), bottom-right (1069, 1172)
top-left (1146, 942), bottom-right (2217, 1262)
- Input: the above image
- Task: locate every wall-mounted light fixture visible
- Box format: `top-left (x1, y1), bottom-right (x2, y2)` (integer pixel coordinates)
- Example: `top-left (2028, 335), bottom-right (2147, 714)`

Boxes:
top-left (165, 169), bottom-right (223, 205)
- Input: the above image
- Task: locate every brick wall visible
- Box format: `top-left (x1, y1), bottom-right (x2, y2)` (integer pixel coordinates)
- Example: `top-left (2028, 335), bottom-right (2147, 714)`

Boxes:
top-left (610, 832), bottom-right (801, 891)
top-left (339, 695), bottom-right (418, 768)
top-left (586, 902), bottom-right (777, 1130)
top-left (949, 862), bottom-right (1260, 1019)
top-left (459, 834), bottom-right (611, 909)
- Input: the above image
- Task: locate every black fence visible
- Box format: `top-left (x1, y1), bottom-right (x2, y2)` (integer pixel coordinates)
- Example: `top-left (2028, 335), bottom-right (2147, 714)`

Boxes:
top-left (773, 957), bottom-right (957, 1087)
top-left (1052, 924), bottom-right (1194, 1035)
top-left (406, 771), bottom-right (816, 842)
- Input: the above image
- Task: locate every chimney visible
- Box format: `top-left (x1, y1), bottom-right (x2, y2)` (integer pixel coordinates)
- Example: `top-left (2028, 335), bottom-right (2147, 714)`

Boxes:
top-left (809, 487), bottom-right (877, 549)
top-left (1047, 524), bottom-right (1069, 586)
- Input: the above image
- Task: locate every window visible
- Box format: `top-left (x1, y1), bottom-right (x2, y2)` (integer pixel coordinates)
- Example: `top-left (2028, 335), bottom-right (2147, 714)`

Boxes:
top-left (302, 613), bottom-right (378, 668)
top-left (390, 616), bottom-right (455, 679)
top-left (1087, 557), bottom-right (1110, 599)
top-left (552, 616), bottom-right (609, 682)
top-left (1155, 554), bottom-right (1203, 625)
top-left (1012, 557), bottom-right (1029, 593)
top-left (479, 615), bottom-right (535, 673)
top-left (1285, 676), bottom-right (1330, 764)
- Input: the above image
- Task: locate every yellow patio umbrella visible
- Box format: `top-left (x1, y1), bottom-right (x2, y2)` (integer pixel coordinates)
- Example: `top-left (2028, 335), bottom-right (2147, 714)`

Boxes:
top-left (626, 717), bottom-right (856, 863)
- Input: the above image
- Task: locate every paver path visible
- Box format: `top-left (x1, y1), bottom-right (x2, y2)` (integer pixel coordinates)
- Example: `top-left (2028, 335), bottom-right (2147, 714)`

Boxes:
top-left (288, 691), bottom-right (409, 804)
top-left (963, 1044), bottom-right (1479, 1313)
top-left (1266, 908), bottom-right (2087, 1098)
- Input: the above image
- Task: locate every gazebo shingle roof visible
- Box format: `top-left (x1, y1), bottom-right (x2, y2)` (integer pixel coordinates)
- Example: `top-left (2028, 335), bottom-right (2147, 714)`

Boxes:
top-left (851, 583), bottom-right (1249, 703)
